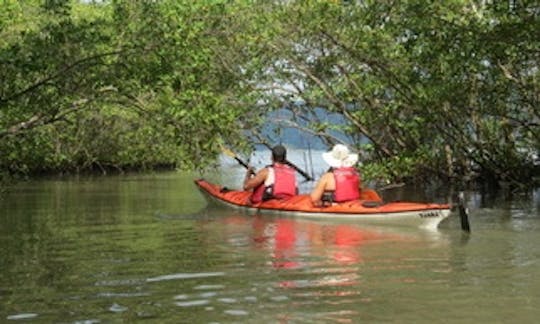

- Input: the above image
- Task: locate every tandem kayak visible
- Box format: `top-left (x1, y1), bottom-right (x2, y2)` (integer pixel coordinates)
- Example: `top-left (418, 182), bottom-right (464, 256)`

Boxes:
top-left (194, 179), bottom-right (452, 230)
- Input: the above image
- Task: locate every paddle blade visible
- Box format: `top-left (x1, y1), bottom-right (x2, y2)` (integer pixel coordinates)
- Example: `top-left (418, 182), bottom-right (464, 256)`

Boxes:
top-left (219, 144), bottom-right (253, 173)
top-left (361, 189), bottom-right (383, 202)
top-left (458, 192), bottom-right (471, 232)
top-left (220, 145), bottom-right (236, 158)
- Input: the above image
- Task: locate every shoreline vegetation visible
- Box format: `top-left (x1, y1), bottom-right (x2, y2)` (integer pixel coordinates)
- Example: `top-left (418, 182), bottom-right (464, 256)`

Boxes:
top-left (1, 1), bottom-right (538, 191)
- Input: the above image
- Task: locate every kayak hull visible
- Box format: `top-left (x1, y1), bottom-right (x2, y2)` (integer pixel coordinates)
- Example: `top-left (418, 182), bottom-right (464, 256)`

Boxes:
top-left (194, 179), bottom-right (451, 230)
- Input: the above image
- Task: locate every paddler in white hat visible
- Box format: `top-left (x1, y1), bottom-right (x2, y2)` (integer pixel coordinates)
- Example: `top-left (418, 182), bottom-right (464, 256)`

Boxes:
top-left (310, 144), bottom-right (361, 206)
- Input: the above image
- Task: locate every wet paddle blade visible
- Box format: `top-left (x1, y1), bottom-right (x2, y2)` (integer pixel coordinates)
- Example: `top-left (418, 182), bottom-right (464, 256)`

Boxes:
top-left (361, 189), bottom-right (383, 202)
top-left (458, 192), bottom-right (471, 232)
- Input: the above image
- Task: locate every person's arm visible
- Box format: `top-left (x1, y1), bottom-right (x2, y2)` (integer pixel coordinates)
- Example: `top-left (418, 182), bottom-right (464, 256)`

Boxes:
top-left (310, 173), bottom-right (331, 206)
top-left (243, 167), bottom-right (268, 191)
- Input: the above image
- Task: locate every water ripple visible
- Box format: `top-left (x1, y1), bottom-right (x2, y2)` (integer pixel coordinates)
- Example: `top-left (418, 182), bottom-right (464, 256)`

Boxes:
top-left (6, 313), bottom-right (38, 320)
top-left (194, 284), bottom-right (226, 290)
top-left (146, 272), bottom-right (225, 282)
top-left (224, 309), bottom-right (249, 316)
top-left (175, 300), bottom-right (210, 307)
top-left (95, 278), bottom-right (145, 286)
top-left (97, 292), bottom-right (150, 298)
top-left (109, 303), bottom-right (128, 313)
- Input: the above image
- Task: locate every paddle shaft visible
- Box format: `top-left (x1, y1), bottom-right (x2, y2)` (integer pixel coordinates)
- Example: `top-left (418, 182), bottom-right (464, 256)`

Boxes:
top-left (285, 160), bottom-right (313, 181)
top-left (235, 157), bottom-right (256, 176)
top-left (230, 152), bottom-right (308, 180)
top-left (233, 156), bottom-right (250, 170)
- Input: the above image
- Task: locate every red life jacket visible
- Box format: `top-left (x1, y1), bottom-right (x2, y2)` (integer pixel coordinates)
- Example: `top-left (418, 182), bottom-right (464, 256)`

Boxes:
top-left (332, 167), bottom-right (361, 202)
top-left (251, 163), bottom-right (297, 203)
top-left (272, 163), bottom-right (297, 198)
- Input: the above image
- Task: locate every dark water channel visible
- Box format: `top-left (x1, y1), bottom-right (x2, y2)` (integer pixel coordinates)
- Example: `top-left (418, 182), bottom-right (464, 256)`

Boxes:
top-left (1, 156), bottom-right (539, 323)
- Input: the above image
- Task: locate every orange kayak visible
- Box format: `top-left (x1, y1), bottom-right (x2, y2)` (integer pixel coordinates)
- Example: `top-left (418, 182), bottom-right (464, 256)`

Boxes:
top-left (194, 179), bottom-right (451, 230)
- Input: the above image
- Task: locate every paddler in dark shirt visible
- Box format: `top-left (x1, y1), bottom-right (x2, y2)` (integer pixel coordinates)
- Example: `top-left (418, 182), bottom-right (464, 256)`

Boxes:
top-left (243, 145), bottom-right (297, 204)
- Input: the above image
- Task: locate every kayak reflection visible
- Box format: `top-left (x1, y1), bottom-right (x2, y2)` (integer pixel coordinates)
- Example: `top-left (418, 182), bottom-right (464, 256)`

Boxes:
top-left (216, 213), bottom-right (414, 269)
top-left (212, 213), bottom-right (422, 292)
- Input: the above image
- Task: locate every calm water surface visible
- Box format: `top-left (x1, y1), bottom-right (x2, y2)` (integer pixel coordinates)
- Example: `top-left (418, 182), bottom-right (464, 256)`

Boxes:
top-left (1, 163), bottom-right (539, 323)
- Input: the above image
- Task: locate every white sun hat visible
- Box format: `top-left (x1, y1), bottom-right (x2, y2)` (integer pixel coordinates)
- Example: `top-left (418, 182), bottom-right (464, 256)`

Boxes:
top-left (322, 144), bottom-right (359, 168)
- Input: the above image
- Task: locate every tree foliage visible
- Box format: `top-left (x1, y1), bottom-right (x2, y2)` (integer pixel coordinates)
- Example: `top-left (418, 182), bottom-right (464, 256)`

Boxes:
top-left (0, 0), bottom-right (249, 174)
top-left (234, 0), bottom-right (539, 187)
top-left (0, 0), bottom-right (538, 188)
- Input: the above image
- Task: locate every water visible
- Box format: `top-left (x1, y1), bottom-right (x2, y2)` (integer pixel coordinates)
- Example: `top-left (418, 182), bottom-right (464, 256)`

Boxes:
top-left (1, 154), bottom-right (539, 323)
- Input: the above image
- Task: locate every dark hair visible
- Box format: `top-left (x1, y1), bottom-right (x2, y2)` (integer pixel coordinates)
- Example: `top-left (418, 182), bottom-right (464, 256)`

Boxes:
top-left (271, 145), bottom-right (287, 163)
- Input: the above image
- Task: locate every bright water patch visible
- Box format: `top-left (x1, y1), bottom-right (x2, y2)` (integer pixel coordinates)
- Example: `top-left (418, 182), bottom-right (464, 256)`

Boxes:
top-left (174, 300), bottom-right (210, 307)
top-left (6, 313), bottom-right (38, 320)
top-left (223, 309), bottom-right (249, 316)
top-left (109, 303), bottom-right (128, 313)
top-left (194, 284), bottom-right (225, 290)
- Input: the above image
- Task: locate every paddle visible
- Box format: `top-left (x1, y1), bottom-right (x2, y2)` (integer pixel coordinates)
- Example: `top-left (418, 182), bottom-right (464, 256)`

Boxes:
top-left (220, 144), bottom-right (255, 175)
top-left (458, 192), bottom-right (471, 232)
top-left (361, 188), bottom-right (383, 203)
top-left (286, 160), bottom-right (314, 181)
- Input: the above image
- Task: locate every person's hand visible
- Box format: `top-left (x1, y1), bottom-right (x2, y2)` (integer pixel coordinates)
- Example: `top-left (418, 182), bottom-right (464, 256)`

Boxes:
top-left (312, 200), bottom-right (323, 207)
top-left (243, 167), bottom-right (255, 190)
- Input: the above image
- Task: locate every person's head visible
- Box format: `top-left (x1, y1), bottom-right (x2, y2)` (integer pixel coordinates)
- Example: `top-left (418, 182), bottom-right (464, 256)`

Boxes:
top-left (271, 145), bottom-right (287, 163)
top-left (322, 144), bottom-right (358, 168)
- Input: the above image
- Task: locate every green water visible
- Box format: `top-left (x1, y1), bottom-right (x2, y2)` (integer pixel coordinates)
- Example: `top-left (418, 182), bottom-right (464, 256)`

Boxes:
top-left (1, 171), bottom-right (539, 323)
